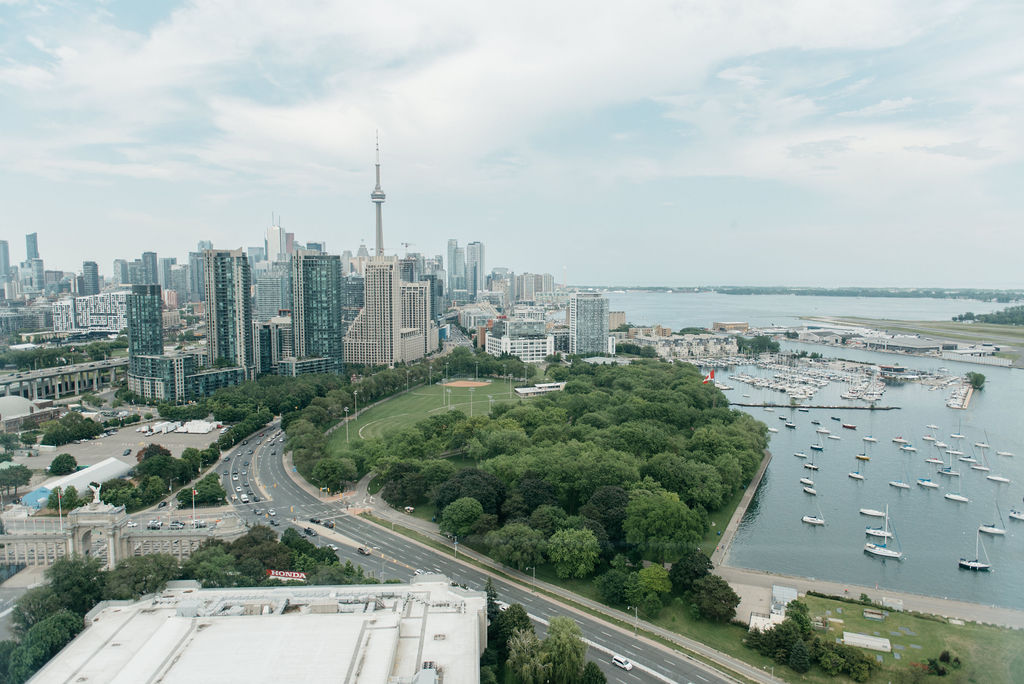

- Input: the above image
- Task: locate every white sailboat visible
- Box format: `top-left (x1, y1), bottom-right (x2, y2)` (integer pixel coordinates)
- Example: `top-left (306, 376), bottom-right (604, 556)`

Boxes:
top-left (916, 477), bottom-right (939, 489)
top-left (794, 451), bottom-right (808, 458)
top-left (958, 530), bottom-right (991, 571)
top-left (859, 508), bottom-right (885, 518)
top-left (945, 475), bottom-right (969, 503)
top-left (864, 505), bottom-right (903, 560)
top-left (1009, 508), bottom-right (1024, 522)
top-left (799, 477), bottom-right (814, 486)
top-left (862, 435), bottom-right (878, 443)
top-left (803, 486), bottom-right (817, 495)
top-left (768, 427), bottom-right (779, 433)
top-left (996, 450), bottom-right (1014, 457)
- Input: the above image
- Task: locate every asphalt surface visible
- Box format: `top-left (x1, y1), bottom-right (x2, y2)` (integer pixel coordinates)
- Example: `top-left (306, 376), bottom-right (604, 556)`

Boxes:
top-left (218, 420), bottom-right (733, 684)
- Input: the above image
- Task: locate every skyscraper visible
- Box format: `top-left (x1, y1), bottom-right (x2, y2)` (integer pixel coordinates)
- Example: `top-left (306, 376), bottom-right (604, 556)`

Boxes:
top-left (203, 249), bottom-right (253, 373)
top-left (112, 259), bottom-right (129, 285)
top-left (0, 240), bottom-right (10, 278)
top-left (81, 261), bottom-right (100, 296)
top-left (25, 233), bottom-right (38, 260)
top-left (291, 250), bottom-right (343, 371)
top-left (446, 239), bottom-right (458, 292)
top-left (568, 292), bottom-right (610, 355)
top-left (159, 257), bottom-right (177, 290)
top-left (254, 268), bottom-right (291, 321)
top-left (188, 252), bottom-right (205, 301)
top-left (126, 284), bottom-right (164, 357)
top-left (466, 241), bottom-right (484, 298)
top-left (344, 256), bottom-right (402, 367)
top-left (401, 281), bottom-right (434, 358)
top-left (141, 251), bottom-right (158, 285)
top-left (265, 224), bottom-right (285, 263)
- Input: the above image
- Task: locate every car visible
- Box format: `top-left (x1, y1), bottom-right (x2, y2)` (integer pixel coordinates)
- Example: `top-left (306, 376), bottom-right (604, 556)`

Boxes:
top-left (271, 450), bottom-right (276, 455)
top-left (413, 569), bottom-right (424, 576)
top-left (125, 520), bottom-right (138, 527)
top-left (123, 448), bottom-right (132, 456)
top-left (268, 509), bottom-right (276, 516)
top-left (157, 501), bottom-right (167, 508)
top-left (224, 456), bottom-right (230, 461)
top-left (235, 486), bottom-right (242, 492)
top-left (611, 655), bottom-right (633, 671)
top-left (304, 527), bottom-right (317, 536)
top-left (309, 517), bottom-right (321, 524)
top-left (357, 547), bottom-right (371, 555)
top-left (324, 521), bottom-right (335, 529)
top-left (241, 470), bottom-right (247, 475)
top-left (192, 520), bottom-right (207, 528)
top-left (243, 461), bottom-right (250, 466)
top-left (251, 495), bottom-right (261, 502)
top-left (169, 521), bottom-right (185, 530)
top-left (232, 475), bottom-right (238, 480)
top-left (269, 519), bottom-right (279, 527)
top-left (327, 544), bottom-right (338, 551)
top-left (243, 481), bottom-right (249, 487)
top-left (254, 508), bottom-right (263, 515)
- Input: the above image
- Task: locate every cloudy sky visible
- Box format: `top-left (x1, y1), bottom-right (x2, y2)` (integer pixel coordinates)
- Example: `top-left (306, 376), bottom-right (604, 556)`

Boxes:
top-left (1, 0), bottom-right (1022, 287)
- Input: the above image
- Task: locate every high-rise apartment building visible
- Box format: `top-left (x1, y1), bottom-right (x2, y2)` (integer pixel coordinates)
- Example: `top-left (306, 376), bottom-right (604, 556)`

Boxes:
top-left (466, 241), bottom-right (484, 297)
top-left (253, 315), bottom-right (293, 375)
top-left (25, 233), bottom-right (38, 260)
top-left (568, 292), bottom-right (610, 355)
top-left (81, 261), bottom-right (100, 296)
top-left (0, 240), bottom-right (9, 278)
top-left (203, 249), bottom-right (253, 374)
top-left (112, 259), bottom-right (129, 285)
top-left (141, 252), bottom-right (158, 285)
top-left (254, 266), bottom-right (291, 321)
top-left (188, 252), bottom-right (205, 301)
top-left (344, 256), bottom-right (402, 367)
top-left (291, 250), bottom-right (343, 371)
top-left (126, 285), bottom-right (164, 357)
top-left (158, 257), bottom-right (177, 290)
top-left (401, 281), bottom-right (433, 359)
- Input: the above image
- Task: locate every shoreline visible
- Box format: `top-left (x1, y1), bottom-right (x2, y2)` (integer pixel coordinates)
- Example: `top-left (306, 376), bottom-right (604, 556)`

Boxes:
top-left (713, 447), bottom-right (1024, 629)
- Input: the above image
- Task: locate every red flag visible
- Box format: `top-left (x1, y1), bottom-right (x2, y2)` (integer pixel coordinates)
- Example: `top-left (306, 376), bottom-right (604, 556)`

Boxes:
top-left (192, 489), bottom-right (198, 496)
top-left (702, 369), bottom-right (715, 384)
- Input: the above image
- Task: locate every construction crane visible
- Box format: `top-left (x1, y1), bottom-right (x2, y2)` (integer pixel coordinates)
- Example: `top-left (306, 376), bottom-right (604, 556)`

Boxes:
top-left (401, 242), bottom-right (416, 256)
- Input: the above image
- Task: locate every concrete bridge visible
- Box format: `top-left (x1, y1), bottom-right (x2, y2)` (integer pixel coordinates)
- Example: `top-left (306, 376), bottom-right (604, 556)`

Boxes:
top-left (0, 500), bottom-right (245, 569)
top-left (0, 357), bottom-right (128, 401)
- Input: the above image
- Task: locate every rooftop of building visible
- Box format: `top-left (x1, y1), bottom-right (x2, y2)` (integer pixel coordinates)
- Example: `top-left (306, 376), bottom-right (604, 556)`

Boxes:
top-left (31, 576), bottom-right (485, 684)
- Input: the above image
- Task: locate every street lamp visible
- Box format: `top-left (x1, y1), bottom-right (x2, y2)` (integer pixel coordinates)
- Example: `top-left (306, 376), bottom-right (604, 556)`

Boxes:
top-left (469, 387), bottom-right (475, 417)
top-left (373, 546), bottom-right (383, 579)
top-left (475, 361), bottom-right (478, 381)
top-left (353, 390), bottom-right (358, 416)
top-left (525, 565), bottom-right (536, 591)
top-left (406, 370), bottom-right (410, 393)
top-left (626, 605), bottom-right (639, 634)
top-left (453, 535), bottom-right (459, 559)
top-left (343, 406), bottom-right (350, 443)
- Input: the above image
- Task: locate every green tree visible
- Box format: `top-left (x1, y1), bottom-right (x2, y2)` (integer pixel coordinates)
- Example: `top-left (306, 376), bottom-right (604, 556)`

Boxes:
top-left (0, 432), bottom-right (21, 454)
top-left (48, 453), bottom-right (77, 476)
top-left (507, 627), bottom-right (547, 684)
top-left (181, 543), bottom-right (238, 587)
top-left (5, 609), bottom-right (83, 682)
top-left (46, 555), bottom-right (105, 616)
top-left (543, 616), bottom-right (587, 684)
top-left (484, 523), bottom-right (547, 570)
top-left (0, 463), bottom-right (31, 496)
top-left (440, 496), bottom-right (484, 537)
top-left (690, 574), bottom-right (740, 622)
top-left (668, 549), bottom-right (712, 594)
top-left (547, 528), bottom-right (600, 579)
top-left (103, 554), bottom-right (181, 600)
top-left (493, 603), bottom-right (534, 661)
top-left (623, 485), bottom-right (703, 563)
top-left (177, 472), bottom-right (227, 507)
top-left (311, 457), bottom-right (358, 492)
top-left (788, 637), bottom-right (811, 673)
top-left (580, 661), bottom-right (608, 683)
top-left (11, 586), bottom-right (60, 637)
top-left (967, 372), bottom-right (985, 390)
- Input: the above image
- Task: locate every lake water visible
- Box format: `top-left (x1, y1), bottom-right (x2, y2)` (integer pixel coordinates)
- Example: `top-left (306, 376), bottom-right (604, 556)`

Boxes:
top-left (607, 293), bottom-right (1024, 610)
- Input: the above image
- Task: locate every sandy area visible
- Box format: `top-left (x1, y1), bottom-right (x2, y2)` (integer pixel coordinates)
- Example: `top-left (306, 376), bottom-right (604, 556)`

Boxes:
top-left (442, 380), bottom-right (491, 388)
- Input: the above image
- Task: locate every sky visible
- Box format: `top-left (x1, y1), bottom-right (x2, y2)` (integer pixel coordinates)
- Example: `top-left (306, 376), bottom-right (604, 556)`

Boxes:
top-left (1, 0), bottom-right (1023, 288)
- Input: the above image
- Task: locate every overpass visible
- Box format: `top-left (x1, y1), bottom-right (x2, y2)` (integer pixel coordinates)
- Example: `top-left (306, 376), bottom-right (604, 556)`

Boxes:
top-left (0, 357), bottom-right (128, 400)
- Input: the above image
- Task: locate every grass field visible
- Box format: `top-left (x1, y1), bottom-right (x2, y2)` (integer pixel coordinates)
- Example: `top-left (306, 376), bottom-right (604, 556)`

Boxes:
top-left (799, 594), bottom-right (1024, 683)
top-left (327, 380), bottom-right (521, 452)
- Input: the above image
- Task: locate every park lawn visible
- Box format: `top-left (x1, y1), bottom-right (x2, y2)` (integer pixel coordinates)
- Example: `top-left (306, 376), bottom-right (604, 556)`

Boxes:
top-left (701, 487), bottom-right (745, 556)
top-left (327, 380), bottom-right (520, 455)
top-left (799, 595), bottom-right (1024, 683)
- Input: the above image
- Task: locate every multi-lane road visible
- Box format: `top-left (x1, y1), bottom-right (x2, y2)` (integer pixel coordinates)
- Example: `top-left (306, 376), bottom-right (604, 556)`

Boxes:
top-left (212, 420), bottom-right (737, 684)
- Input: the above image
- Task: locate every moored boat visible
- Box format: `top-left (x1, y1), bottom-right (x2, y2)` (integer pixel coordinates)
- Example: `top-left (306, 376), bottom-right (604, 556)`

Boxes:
top-left (917, 478), bottom-right (938, 488)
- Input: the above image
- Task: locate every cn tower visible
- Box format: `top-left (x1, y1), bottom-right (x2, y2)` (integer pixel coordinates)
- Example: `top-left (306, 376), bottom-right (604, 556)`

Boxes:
top-left (371, 134), bottom-right (386, 257)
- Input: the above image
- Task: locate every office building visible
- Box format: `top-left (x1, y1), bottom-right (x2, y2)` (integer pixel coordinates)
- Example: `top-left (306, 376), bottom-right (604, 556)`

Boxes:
top-left (80, 261), bottom-right (100, 296)
top-left (28, 259), bottom-right (45, 291)
top-left (0, 240), bottom-right (9, 278)
top-left (306, 241), bottom-right (324, 252)
top-left (289, 250), bottom-right (343, 373)
top-left (168, 263), bottom-right (190, 301)
top-left (158, 257), bottom-right (177, 290)
top-left (485, 318), bottom-right (553, 363)
top-left (466, 241), bottom-right (484, 297)
top-left (203, 249), bottom-right (253, 374)
top-left (568, 292), bottom-right (610, 355)
top-left (33, 579), bottom-right (486, 684)
top-left (25, 233), bottom-right (38, 260)
top-left (141, 251), bottom-right (158, 285)
top-left (419, 273), bottom-right (444, 322)
top-left (265, 223), bottom-right (286, 263)
top-left (188, 251), bottom-right (205, 301)
top-left (112, 259), bottom-right (129, 285)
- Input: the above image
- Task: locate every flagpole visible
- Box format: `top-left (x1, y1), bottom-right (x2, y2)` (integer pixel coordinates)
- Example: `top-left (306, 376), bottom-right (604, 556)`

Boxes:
top-left (58, 488), bottom-right (63, 532)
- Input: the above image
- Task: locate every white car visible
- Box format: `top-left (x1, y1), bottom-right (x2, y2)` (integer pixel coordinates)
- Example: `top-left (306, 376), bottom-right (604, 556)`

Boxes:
top-left (611, 655), bottom-right (633, 671)
top-left (268, 509), bottom-right (276, 516)
top-left (235, 486), bottom-right (242, 492)
top-left (125, 520), bottom-right (138, 527)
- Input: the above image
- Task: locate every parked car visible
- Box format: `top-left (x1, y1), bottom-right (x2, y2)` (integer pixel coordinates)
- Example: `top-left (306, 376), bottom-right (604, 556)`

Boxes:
top-left (357, 547), bottom-right (371, 555)
top-left (157, 501), bottom-right (167, 508)
top-left (125, 520), bottom-right (138, 527)
top-left (304, 527), bottom-right (317, 536)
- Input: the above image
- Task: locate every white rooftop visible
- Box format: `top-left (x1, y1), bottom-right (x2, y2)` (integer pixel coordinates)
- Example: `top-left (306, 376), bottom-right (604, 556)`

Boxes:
top-left (31, 577), bottom-right (485, 684)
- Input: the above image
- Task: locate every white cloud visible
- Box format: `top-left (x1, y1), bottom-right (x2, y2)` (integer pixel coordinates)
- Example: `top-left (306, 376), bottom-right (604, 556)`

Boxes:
top-left (839, 96), bottom-right (916, 117)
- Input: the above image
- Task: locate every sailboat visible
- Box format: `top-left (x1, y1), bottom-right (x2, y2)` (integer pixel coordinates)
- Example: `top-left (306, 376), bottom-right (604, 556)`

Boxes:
top-left (979, 501), bottom-right (1007, 535)
top-left (767, 427), bottom-right (779, 433)
top-left (1009, 508), bottom-right (1024, 522)
top-left (802, 502), bottom-right (825, 526)
top-left (794, 451), bottom-right (808, 458)
top-left (859, 507), bottom-right (885, 518)
top-left (799, 477), bottom-right (814, 486)
top-left (864, 505), bottom-right (903, 560)
top-left (862, 435), bottom-right (878, 443)
top-left (996, 450), bottom-right (1014, 457)
top-left (849, 449), bottom-right (866, 479)
top-left (938, 446), bottom-right (960, 477)
top-left (916, 477), bottom-right (939, 489)
top-left (803, 486), bottom-right (817, 495)
top-left (945, 475), bottom-right (969, 503)
top-left (958, 530), bottom-right (991, 571)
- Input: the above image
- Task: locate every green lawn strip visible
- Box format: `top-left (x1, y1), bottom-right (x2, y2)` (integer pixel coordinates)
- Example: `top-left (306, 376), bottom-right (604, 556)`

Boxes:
top-left (367, 475), bottom-right (383, 495)
top-left (800, 595), bottom-right (1024, 683)
top-left (359, 512), bottom-right (764, 684)
top-left (701, 488), bottom-right (745, 556)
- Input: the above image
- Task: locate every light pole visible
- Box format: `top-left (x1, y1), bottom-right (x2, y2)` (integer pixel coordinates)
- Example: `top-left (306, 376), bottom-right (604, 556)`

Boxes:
top-left (453, 535), bottom-right (459, 559)
top-left (525, 566), bottom-right (536, 591)
top-left (475, 361), bottom-right (478, 381)
top-left (343, 406), bottom-right (350, 442)
top-left (353, 390), bottom-right (358, 417)
top-left (446, 388), bottom-right (452, 409)
top-left (488, 395), bottom-right (493, 412)
top-left (373, 546), bottom-right (383, 579)
top-left (627, 605), bottom-right (639, 634)
top-left (469, 387), bottom-right (475, 417)
top-left (406, 370), bottom-right (410, 393)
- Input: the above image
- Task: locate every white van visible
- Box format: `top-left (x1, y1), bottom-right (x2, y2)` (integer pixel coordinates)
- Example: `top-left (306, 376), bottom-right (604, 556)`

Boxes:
top-left (611, 655), bottom-right (633, 671)
top-left (240, 494), bottom-right (249, 503)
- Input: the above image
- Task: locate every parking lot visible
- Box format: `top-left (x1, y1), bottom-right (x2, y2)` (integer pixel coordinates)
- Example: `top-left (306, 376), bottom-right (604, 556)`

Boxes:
top-left (14, 424), bottom-right (221, 472)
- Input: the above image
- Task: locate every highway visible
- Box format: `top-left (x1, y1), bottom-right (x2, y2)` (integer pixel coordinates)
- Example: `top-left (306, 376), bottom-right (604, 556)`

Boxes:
top-left (220, 420), bottom-right (734, 684)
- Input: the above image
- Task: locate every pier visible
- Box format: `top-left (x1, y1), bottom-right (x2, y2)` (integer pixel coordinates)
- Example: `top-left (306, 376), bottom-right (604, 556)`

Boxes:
top-left (729, 403), bottom-right (900, 410)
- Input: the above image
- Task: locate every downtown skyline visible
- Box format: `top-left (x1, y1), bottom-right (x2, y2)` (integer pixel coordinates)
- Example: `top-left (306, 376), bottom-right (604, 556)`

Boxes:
top-left (2, 1), bottom-right (1023, 287)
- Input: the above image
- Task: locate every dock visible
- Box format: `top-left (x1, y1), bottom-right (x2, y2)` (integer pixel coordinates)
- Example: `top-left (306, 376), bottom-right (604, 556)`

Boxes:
top-left (729, 403), bottom-right (900, 411)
